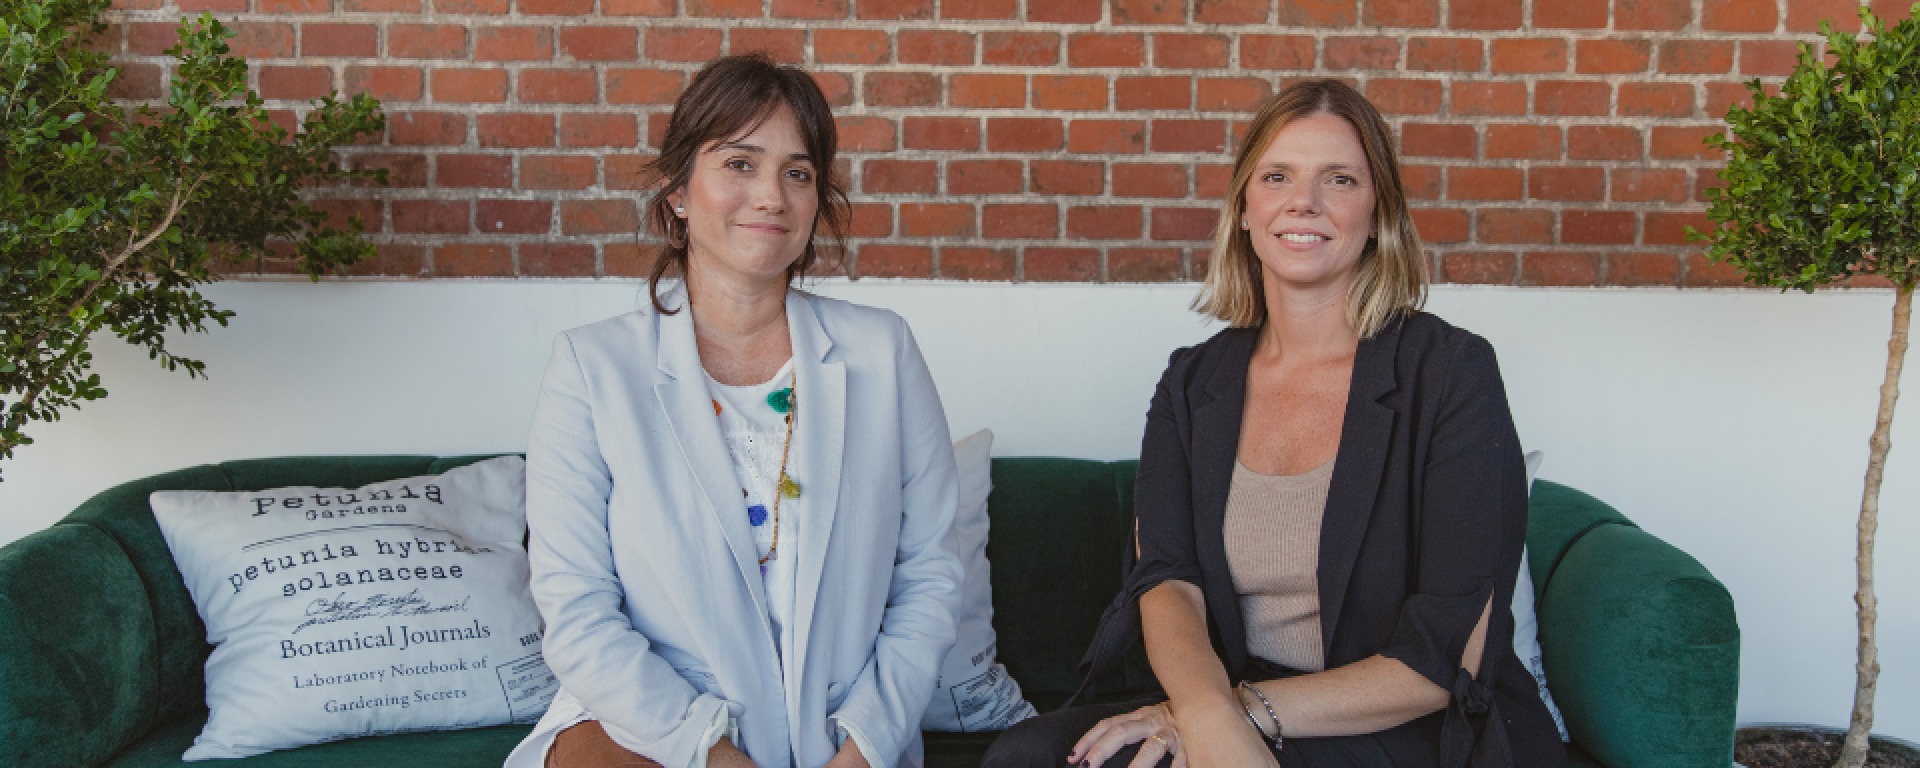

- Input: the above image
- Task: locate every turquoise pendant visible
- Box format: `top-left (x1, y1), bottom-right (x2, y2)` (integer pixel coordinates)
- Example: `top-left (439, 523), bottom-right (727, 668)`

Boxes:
top-left (767, 387), bottom-right (793, 413)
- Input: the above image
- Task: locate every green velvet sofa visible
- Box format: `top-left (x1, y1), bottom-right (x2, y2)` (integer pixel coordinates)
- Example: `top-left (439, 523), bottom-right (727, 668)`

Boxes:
top-left (0, 455), bottom-right (1739, 767)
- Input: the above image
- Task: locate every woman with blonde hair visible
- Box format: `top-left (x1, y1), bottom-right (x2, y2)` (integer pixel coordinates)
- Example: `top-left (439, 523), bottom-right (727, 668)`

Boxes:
top-left (981, 79), bottom-right (1565, 767)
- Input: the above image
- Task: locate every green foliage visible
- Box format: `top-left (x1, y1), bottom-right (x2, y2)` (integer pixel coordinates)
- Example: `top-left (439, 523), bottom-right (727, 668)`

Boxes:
top-left (0, 0), bottom-right (386, 473)
top-left (1692, 5), bottom-right (1920, 292)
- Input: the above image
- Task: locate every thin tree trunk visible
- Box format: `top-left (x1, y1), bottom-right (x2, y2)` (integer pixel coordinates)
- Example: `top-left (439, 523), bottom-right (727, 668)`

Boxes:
top-left (1835, 282), bottom-right (1912, 768)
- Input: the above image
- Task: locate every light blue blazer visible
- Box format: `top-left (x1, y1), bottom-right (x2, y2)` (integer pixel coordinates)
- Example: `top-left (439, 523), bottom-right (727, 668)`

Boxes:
top-left (516, 285), bottom-right (963, 768)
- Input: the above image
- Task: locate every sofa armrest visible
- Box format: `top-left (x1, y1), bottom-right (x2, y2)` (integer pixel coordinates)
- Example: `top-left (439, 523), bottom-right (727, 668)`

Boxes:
top-left (0, 523), bottom-right (163, 768)
top-left (1536, 522), bottom-right (1739, 768)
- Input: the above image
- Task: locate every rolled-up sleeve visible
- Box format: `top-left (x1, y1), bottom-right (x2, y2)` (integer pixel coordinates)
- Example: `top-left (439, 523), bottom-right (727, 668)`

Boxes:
top-left (1128, 347), bottom-right (1205, 597)
top-left (526, 333), bottom-right (743, 767)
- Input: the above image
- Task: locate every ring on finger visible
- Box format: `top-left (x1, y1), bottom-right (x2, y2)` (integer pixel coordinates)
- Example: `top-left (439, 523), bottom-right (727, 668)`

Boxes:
top-left (1151, 733), bottom-right (1173, 753)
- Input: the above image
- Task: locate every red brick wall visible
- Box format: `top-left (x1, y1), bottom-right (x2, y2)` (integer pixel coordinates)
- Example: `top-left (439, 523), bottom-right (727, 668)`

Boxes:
top-left (99, 0), bottom-right (1913, 284)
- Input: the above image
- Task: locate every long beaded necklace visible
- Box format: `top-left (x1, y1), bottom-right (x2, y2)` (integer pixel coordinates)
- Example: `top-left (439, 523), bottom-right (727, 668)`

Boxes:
top-left (758, 375), bottom-right (800, 565)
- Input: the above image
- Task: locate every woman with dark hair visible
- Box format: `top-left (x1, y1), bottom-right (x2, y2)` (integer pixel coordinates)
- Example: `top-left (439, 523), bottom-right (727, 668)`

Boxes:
top-left (980, 79), bottom-right (1565, 768)
top-left (504, 54), bottom-right (963, 768)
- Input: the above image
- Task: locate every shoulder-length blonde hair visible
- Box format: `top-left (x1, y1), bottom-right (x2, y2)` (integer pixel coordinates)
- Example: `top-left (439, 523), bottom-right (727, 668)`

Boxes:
top-left (1192, 79), bottom-right (1426, 338)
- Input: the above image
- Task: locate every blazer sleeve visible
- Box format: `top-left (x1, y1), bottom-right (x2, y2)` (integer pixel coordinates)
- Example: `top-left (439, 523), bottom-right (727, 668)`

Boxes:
top-left (828, 319), bottom-right (964, 765)
top-left (525, 333), bottom-right (739, 768)
top-left (1375, 334), bottom-right (1528, 767)
top-left (1129, 346), bottom-right (1206, 596)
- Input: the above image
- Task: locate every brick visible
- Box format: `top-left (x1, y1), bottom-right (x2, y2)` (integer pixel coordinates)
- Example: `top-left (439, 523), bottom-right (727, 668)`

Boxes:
top-left (1400, 164), bottom-right (1441, 199)
top-left (1577, 39), bottom-right (1650, 74)
top-left (1069, 34), bottom-right (1145, 67)
top-left (602, 243), bottom-right (653, 276)
top-left (1401, 123), bottom-right (1477, 157)
top-left (1242, 35), bottom-right (1317, 70)
top-left (1704, 0), bottom-right (1778, 31)
top-left (352, 153), bottom-right (428, 187)
top-left (519, 70), bottom-right (595, 103)
top-left (949, 160), bottom-right (1023, 194)
top-left (179, 0), bottom-right (245, 10)
top-left (1490, 39), bottom-right (1567, 73)
top-left (1536, 0), bottom-right (1606, 27)
top-left (845, 203), bottom-right (891, 236)
top-left (1872, 0), bottom-right (1914, 22)
top-left (433, 68), bottom-right (508, 102)
top-left (987, 118), bottom-right (1064, 152)
top-left (982, 204), bottom-right (1057, 238)
top-left (902, 117), bottom-right (979, 150)
top-left (1069, 120), bottom-right (1145, 154)
top-left (857, 0), bottom-right (932, 19)
top-left (434, 244), bottom-right (513, 277)
top-left (1478, 209), bottom-right (1554, 244)
top-left (900, 203), bottom-right (974, 236)
top-left (1199, 78), bottom-right (1273, 111)
top-left (687, 0), bottom-right (759, 16)
top-left (477, 200), bottom-right (553, 233)
top-left (1442, 251), bottom-right (1515, 284)
top-left (606, 0), bottom-right (674, 14)
top-left (561, 114), bottom-right (638, 147)
top-left (984, 31), bottom-right (1057, 66)
top-left (605, 155), bottom-right (652, 190)
top-left (1027, 0), bottom-right (1100, 21)
top-left (1326, 36), bottom-right (1399, 69)
top-left (1064, 206), bottom-right (1139, 239)
top-left (865, 73), bottom-right (940, 107)
top-left (952, 75), bottom-right (1026, 108)
top-left (1606, 252), bottom-right (1681, 285)
top-left (1366, 0), bottom-right (1437, 26)
top-left (389, 24), bottom-right (465, 58)
top-left (223, 23), bottom-right (294, 59)
top-left (863, 160), bottom-right (937, 194)
top-left (1569, 126), bottom-right (1642, 160)
top-left (342, 0), bottom-right (418, 10)
top-left (348, 245), bottom-right (427, 277)
top-left (1410, 208), bottom-right (1468, 242)
top-left (1449, 167), bottom-right (1523, 200)
top-left (390, 112), bottom-right (468, 145)
top-left (730, 29), bottom-right (804, 63)
top-left (1646, 211), bottom-right (1711, 244)
top-left (517, 244), bottom-right (594, 277)
top-left (477, 27), bottom-right (553, 61)
top-left (1151, 207), bottom-right (1216, 240)
top-left (837, 116), bottom-right (894, 151)
top-left (1020, 247), bottom-right (1097, 281)
top-left (1528, 166), bottom-right (1605, 201)
top-left (1611, 168), bottom-right (1689, 203)
top-left (856, 246), bottom-right (932, 278)
top-left (943, 0), bottom-right (1014, 16)
top-left (772, 0), bottom-right (844, 17)
top-left (813, 73), bottom-right (853, 107)
top-left (560, 200), bottom-right (639, 235)
top-left (1695, 167), bottom-right (1727, 203)
top-left (646, 114), bottom-right (671, 148)
top-left (310, 199), bottom-right (383, 232)
top-left (899, 30), bottom-right (973, 65)
top-left (1117, 76), bottom-right (1191, 110)
top-left (1450, 0), bottom-right (1522, 29)
top-left (1521, 252), bottom-right (1600, 285)
top-left (394, 200), bottom-right (470, 233)
top-left (1619, 83), bottom-right (1695, 117)
top-left (1562, 210), bottom-right (1635, 244)
top-left (1617, 0), bottom-right (1691, 28)
top-left (520, 0), bottom-right (592, 12)
top-left (522, 155), bottom-right (596, 189)
top-left (1111, 0), bottom-right (1185, 23)
top-left (1193, 0), bottom-right (1266, 23)
top-left (1157, 34), bottom-right (1230, 68)
top-left (259, 67), bottom-right (332, 100)
top-left (1452, 82), bottom-right (1525, 115)
top-left (1152, 120), bottom-right (1227, 153)
top-left (1364, 79), bottom-right (1442, 114)
top-left (1407, 37), bottom-right (1482, 71)
top-left (1685, 252), bottom-right (1746, 286)
top-left (1485, 124), bottom-right (1560, 159)
top-left (437, 154), bottom-right (513, 187)
top-left (560, 27), bottom-right (637, 61)
top-left (1110, 248), bottom-right (1185, 282)
top-left (1535, 81), bottom-right (1610, 116)
top-left (304, 24), bottom-right (377, 57)
top-left (816, 29), bottom-right (890, 64)
top-left (1033, 75), bottom-right (1109, 111)
top-left (1274, 0), bottom-right (1354, 23)
top-left (127, 23), bottom-right (178, 55)
top-left (479, 113), bottom-right (554, 147)
top-left (1113, 164), bottom-right (1187, 197)
top-left (1660, 40), bottom-right (1735, 74)
top-left (607, 68), bottom-right (683, 104)
top-left (437, 0), bottom-right (509, 13)
top-left (1032, 160), bottom-right (1106, 194)
top-left (645, 28), bottom-right (721, 61)
top-left (1707, 81), bottom-right (1760, 116)
top-left (939, 247), bottom-right (1015, 280)
top-left (1741, 40), bottom-right (1804, 76)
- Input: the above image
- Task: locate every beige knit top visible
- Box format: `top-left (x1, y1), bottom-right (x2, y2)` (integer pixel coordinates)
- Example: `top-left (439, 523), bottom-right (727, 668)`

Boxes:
top-left (1223, 457), bottom-right (1333, 672)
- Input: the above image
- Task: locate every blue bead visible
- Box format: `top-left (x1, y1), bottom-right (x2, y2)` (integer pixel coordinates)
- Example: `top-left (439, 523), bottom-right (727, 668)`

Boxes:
top-left (747, 504), bottom-right (768, 526)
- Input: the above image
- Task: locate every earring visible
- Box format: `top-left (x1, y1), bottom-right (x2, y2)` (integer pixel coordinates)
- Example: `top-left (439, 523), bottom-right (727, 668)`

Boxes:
top-left (673, 206), bottom-right (685, 216)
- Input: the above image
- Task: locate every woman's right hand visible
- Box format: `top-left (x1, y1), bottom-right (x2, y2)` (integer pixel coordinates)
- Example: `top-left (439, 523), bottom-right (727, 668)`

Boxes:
top-left (1067, 703), bottom-right (1186, 768)
top-left (1169, 702), bottom-right (1281, 768)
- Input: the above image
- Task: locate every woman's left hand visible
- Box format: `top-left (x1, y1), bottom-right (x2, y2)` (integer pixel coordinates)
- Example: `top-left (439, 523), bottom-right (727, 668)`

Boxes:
top-left (822, 738), bottom-right (871, 768)
top-left (1068, 703), bottom-right (1188, 768)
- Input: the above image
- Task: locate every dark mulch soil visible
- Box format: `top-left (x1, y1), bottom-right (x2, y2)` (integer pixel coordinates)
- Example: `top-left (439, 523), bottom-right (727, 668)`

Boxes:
top-left (1736, 728), bottom-right (1920, 768)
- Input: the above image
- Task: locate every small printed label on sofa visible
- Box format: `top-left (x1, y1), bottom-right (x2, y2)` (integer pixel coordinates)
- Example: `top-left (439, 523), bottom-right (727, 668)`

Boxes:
top-left (498, 652), bottom-right (561, 723)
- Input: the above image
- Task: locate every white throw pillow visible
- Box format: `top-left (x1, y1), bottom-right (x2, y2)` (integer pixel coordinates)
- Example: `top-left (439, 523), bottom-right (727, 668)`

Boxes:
top-left (921, 429), bottom-right (1038, 732)
top-left (1516, 450), bottom-right (1569, 741)
top-left (152, 456), bottom-right (559, 760)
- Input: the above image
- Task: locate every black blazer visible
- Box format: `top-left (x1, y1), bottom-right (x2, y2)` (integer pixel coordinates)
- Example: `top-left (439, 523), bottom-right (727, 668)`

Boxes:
top-left (1077, 311), bottom-right (1564, 768)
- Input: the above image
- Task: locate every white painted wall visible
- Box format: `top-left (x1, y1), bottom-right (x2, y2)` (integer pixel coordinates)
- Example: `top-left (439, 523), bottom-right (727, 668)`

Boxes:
top-left (1, 279), bottom-right (1913, 741)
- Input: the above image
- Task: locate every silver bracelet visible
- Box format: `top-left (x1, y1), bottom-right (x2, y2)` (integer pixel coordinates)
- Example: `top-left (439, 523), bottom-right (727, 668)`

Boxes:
top-left (1233, 685), bottom-right (1268, 740)
top-left (1241, 682), bottom-right (1284, 750)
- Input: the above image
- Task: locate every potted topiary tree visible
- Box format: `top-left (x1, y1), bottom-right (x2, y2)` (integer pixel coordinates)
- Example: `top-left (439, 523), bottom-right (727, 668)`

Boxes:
top-left (1690, 6), bottom-right (1919, 767)
top-left (1, 0), bottom-right (386, 477)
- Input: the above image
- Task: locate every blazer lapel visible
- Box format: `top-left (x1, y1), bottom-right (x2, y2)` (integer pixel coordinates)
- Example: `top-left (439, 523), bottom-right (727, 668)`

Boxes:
top-left (650, 285), bottom-right (772, 623)
top-left (786, 291), bottom-right (846, 695)
top-left (1190, 328), bottom-right (1255, 672)
top-left (1316, 316), bottom-right (1404, 659)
